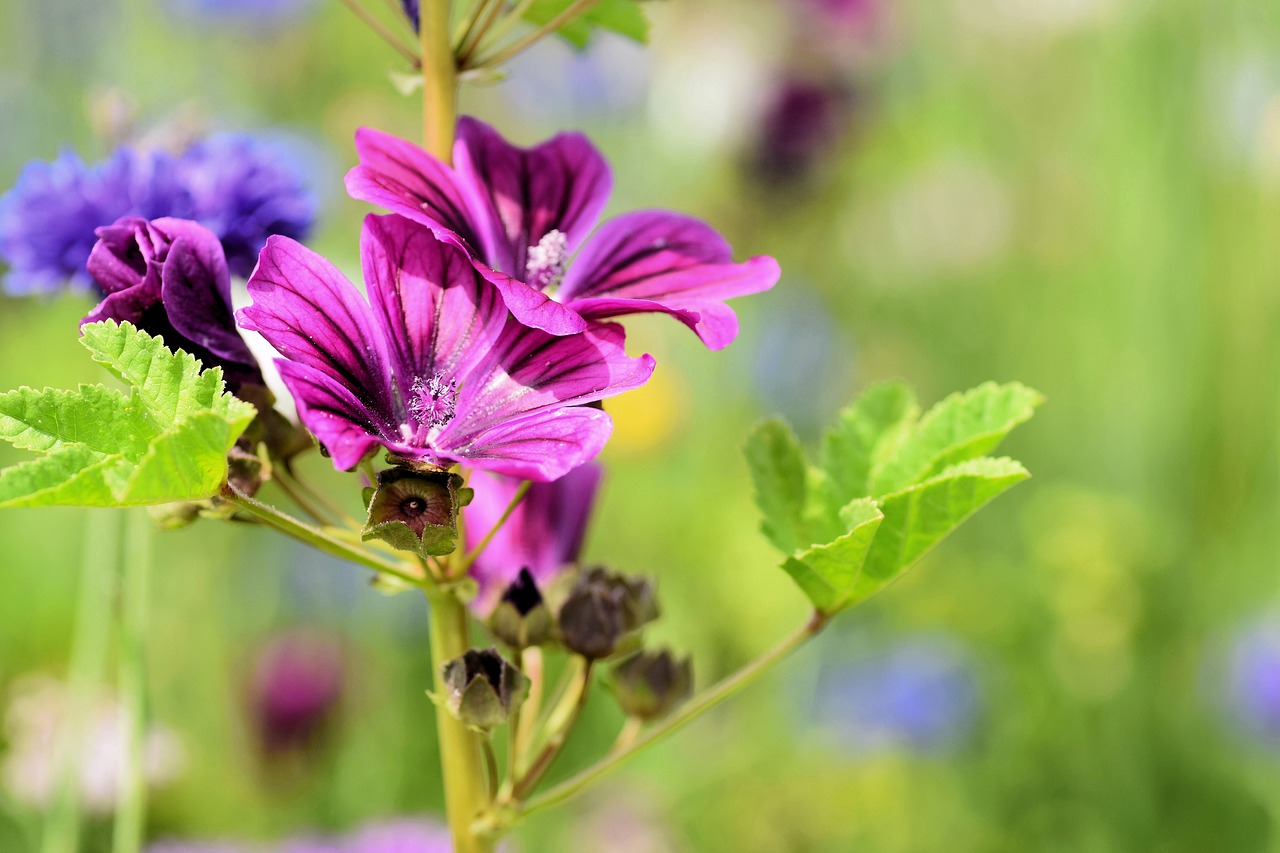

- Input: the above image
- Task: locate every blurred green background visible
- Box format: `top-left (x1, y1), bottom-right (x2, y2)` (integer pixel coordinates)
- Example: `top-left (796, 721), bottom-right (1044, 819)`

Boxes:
top-left (2, 0), bottom-right (1279, 850)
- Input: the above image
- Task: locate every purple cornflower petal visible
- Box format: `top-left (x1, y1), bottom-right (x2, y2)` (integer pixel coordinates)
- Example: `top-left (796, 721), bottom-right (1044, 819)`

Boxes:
top-left (0, 148), bottom-right (189, 295)
top-left (1, 135), bottom-right (313, 295)
top-left (83, 216), bottom-right (262, 391)
top-left (345, 117), bottom-right (777, 347)
top-left (239, 215), bottom-right (654, 478)
top-left (464, 463), bottom-right (601, 612)
top-left (399, 0), bottom-right (419, 30)
top-left (178, 133), bottom-right (316, 278)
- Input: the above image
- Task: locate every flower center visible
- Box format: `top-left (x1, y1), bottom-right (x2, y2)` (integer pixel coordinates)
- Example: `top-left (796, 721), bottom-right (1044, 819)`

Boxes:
top-left (407, 372), bottom-right (458, 431)
top-left (525, 229), bottom-right (569, 292)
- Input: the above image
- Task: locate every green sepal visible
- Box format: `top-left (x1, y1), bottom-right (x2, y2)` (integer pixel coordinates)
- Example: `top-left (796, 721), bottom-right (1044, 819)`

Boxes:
top-left (362, 467), bottom-right (465, 558)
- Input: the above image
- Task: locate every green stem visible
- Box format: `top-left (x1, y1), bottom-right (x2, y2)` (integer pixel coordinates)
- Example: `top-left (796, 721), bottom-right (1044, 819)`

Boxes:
top-left (421, 0), bottom-right (458, 161)
top-left (426, 591), bottom-right (494, 853)
top-left (112, 512), bottom-right (151, 853)
top-left (471, 0), bottom-right (535, 59)
top-left (457, 0), bottom-right (507, 67)
top-left (468, 0), bottom-right (599, 70)
top-left (224, 485), bottom-right (427, 587)
top-left (490, 613), bottom-right (827, 829)
top-left (510, 659), bottom-right (592, 801)
top-left (454, 480), bottom-right (529, 574)
top-left (43, 511), bottom-right (121, 853)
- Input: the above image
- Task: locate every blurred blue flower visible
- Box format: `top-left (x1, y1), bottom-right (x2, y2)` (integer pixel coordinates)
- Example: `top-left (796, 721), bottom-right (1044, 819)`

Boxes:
top-left (163, 0), bottom-right (318, 28)
top-left (0, 148), bottom-right (188, 295)
top-left (1223, 618), bottom-right (1280, 743)
top-left (752, 288), bottom-right (855, 438)
top-left (401, 0), bottom-right (419, 30)
top-left (178, 134), bottom-right (316, 278)
top-left (1, 135), bottom-right (315, 295)
top-left (813, 636), bottom-right (980, 754)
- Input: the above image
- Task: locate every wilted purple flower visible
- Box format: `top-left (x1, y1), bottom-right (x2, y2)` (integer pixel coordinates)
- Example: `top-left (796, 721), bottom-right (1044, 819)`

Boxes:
top-left (179, 134), bottom-right (315, 277)
top-left (239, 215), bottom-right (655, 478)
top-left (83, 216), bottom-right (264, 392)
top-left (1, 135), bottom-right (313, 295)
top-left (249, 630), bottom-right (344, 754)
top-left (464, 462), bottom-right (601, 612)
top-left (813, 637), bottom-right (979, 754)
top-left (0, 148), bottom-right (188, 295)
top-left (753, 76), bottom-right (854, 184)
top-left (345, 117), bottom-right (779, 349)
top-left (1224, 618), bottom-right (1280, 743)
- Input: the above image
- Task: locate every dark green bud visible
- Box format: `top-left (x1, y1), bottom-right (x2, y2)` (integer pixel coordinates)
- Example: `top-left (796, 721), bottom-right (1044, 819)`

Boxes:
top-left (490, 568), bottom-right (553, 649)
top-left (558, 566), bottom-right (659, 660)
top-left (610, 649), bottom-right (693, 721)
top-left (362, 467), bottom-right (464, 557)
top-left (440, 648), bottom-right (528, 732)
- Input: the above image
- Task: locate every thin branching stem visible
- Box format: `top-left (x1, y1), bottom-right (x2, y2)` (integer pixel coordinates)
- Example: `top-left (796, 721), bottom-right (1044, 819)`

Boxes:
top-left (467, 0), bottom-right (600, 70)
top-left (340, 0), bottom-right (422, 65)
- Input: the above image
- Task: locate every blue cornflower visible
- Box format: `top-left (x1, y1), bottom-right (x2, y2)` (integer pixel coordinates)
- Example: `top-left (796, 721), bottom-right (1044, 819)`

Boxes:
top-left (1, 135), bottom-right (315, 295)
top-left (400, 0), bottom-right (419, 30)
top-left (178, 134), bottom-right (316, 278)
top-left (812, 636), bottom-right (980, 754)
top-left (0, 148), bottom-right (188, 295)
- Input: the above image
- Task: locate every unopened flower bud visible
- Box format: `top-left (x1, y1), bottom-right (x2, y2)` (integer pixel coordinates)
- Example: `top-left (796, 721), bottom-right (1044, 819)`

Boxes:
top-left (362, 467), bottom-right (465, 557)
top-left (490, 568), bottom-right (553, 649)
top-left (440, 648), bottom-right (528, 732)
top-left (610, 649), bottom-right (693, 721)
top-left (558, 567), bottom-right (659, 660)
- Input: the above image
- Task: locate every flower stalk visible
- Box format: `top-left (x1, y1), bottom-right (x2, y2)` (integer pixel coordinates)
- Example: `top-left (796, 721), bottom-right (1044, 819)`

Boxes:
top-left (421, 0), bottom-right (458, 161)
top-left (112, 511), bottom-right (152, 853)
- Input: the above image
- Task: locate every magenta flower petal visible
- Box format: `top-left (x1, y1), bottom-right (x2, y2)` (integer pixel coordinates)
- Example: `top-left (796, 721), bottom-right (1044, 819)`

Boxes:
top-left (488, 270), bottom-right (589, 335)
top-left (360, 214), bottom-right (505, 387)
top-left (454, 117), bottom-right (611, 278)
top-left (274, 360), bottom-right (388, 471)
top-left (240, 218), bottom-right (653, 476)
top-left (239, 235), bottom-right (397, 420)
top-left (559, 211), bottom-right (781, 350)
top-left (345, 128), bottom-right (483, 254)
top-left (465, 463), bottom-right (601, 611)
top-left (447, 407), bottom-right (614, 481)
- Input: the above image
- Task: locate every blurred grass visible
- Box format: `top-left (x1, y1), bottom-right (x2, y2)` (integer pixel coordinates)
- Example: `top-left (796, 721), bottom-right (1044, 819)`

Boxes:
top-left (2, 0), bottom-right (1280, 850)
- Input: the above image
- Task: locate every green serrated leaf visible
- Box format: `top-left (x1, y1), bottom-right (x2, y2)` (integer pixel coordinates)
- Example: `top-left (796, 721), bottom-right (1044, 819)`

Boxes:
top-left (523, 0), bottom-right (649, 49)
top-left (847, 457), bottom-right (1030, 607)
top-left (820, 381), bottom-right (919, 510)
top-left (780, 498), bottom-right (884, 613)
top-left (868, 382), bottom-right (1041, 497)
top-left (745, 418), bottom-right (812, 554)
top-left (0, 385), bottom-right (158, 459)
top-left (0, 322), bottom-right (257, 508)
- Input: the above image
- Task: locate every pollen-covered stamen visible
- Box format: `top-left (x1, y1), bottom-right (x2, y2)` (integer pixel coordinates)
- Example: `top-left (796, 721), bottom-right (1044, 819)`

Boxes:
top-left (407, 372), bottom-right (459, 432)
top-left (525, 229), bottom-right (569, 292)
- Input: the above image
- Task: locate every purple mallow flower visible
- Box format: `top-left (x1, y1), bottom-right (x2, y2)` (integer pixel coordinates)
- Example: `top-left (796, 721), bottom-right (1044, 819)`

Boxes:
top-left (464, 462), bottom-right (601, 612)
top-left (249, 629), bottom-right (344, 754)
top-left (83, 216), bottom-right (263, 392)
top-left (238, 215), bottom-right (655, 479)
top-left (0, 135), bottom-right (313, 295)
top-left (345, 117), bottom-right (779, 349)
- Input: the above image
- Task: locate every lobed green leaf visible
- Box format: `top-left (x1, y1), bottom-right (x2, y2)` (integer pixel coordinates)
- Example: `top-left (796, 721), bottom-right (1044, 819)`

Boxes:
top-left (780, 498), bottom-right (883, 613)
top-left (745, 418), bottom-right (813, 554)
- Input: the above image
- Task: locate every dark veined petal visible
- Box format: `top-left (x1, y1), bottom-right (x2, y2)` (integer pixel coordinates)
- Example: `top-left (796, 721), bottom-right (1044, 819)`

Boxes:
top-left (238, 235), bottom-right (397, 429)
top-left (454, 117), bottom-right (611, 279)
top-left (274, 360), bottom-right (391, 471)
top-left (153, 218), bottom-right (258, 373)
top-left (559, 210), bottom-right (781, 350)
top-left (464, 463), bottom-right (602, 611)
top-left (361, 214), bottom-right (506, 388)
top-left (444, 407), bottom-right (616, 482)
top-left (345, 128), bottom-right (484, 254)
top-left (488, 270), bottom-right (589, 336)
top-left (442, 320), bottom-right (654, 444)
